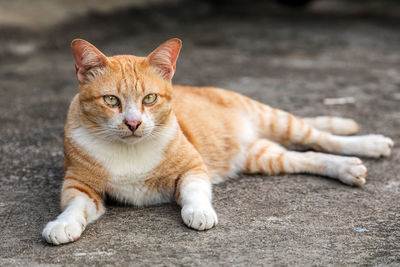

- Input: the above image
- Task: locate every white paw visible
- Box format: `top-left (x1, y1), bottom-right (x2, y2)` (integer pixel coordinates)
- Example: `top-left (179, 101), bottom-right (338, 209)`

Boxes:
top-left (181, 203), bottom-right (218, 231)
top-left (364, 135), bottom-right (394, 158)
top-left (334, 118), bottom-right (359, 135)
top-left (345, 134), bottom-right (394, 158)
top-left (337, 157), bottom-right (367, 186)
top-left (42, 217), bottom-right (85, 245)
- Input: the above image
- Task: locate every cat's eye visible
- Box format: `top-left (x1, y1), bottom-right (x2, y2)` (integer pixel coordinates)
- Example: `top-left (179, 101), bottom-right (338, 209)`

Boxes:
top-left (143, 94), bottom-right (157, 105)
top-left (104, 95), bottom-right (120, 107)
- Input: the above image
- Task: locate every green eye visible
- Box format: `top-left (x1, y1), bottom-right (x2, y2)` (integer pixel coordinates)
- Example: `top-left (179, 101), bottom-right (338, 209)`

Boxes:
top-left (104, 95), bottom-right (120, 107)
top-left (143, 94), bottom-right (157, 105)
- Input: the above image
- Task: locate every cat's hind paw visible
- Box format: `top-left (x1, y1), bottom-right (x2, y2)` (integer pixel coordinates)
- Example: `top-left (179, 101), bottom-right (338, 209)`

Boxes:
top-left (342, 134), bottom-right (394, 158)
top-left (337, 157), bottom-right (367, 186)
top-left (181, 203), bottom-right (218, 231)
top-left (366, 135), bottom-right (394, 158)
top-left (42, 217), bottom-right (85, 245)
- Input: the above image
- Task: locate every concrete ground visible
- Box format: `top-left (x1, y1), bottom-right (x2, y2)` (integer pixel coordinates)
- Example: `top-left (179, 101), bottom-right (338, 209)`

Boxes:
top-left (1, 0), bottom-right (400, 265)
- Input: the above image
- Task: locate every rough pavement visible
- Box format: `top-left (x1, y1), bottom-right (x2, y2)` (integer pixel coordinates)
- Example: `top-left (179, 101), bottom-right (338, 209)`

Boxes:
top-left (1, 1), bottom-right (400, 265)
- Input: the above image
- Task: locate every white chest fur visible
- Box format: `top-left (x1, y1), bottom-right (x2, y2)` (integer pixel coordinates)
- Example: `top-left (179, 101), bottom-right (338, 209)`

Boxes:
top-left (70, 123), bottom-right (177, 206)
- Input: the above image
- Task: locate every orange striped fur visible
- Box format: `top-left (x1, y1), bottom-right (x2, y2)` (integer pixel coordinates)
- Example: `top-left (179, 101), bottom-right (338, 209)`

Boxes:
top-left (43, 38), bottom-right (394, 245)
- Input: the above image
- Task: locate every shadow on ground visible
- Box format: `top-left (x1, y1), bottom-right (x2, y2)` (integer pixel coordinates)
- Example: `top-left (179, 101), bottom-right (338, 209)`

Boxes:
top-left (0, 0), bottom-right (400, 265)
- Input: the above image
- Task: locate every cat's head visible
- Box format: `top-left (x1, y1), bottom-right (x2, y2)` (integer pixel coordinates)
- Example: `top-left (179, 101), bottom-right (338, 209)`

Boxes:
top-left (71, 38), bottom-right (181, 144)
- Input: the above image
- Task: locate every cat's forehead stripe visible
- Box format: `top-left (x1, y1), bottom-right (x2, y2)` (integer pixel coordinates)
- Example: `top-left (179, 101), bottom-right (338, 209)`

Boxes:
top-left (139, 79), bottom-right (145, 94)
top-left (116, 77), bottom-right (122, 94)
top-left (131, 60), bottom-right (138, 92)
top-left (119, 61), bottom-right (129, 94)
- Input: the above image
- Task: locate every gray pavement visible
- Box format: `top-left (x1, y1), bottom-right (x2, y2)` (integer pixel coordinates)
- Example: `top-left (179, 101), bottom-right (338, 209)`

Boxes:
top-left (1, 0), bottom-right (400, 265)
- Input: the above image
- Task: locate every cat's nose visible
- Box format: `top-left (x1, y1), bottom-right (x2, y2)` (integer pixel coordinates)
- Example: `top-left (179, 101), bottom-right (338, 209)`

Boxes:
top-left (125, 120), bottom-right (142, 132)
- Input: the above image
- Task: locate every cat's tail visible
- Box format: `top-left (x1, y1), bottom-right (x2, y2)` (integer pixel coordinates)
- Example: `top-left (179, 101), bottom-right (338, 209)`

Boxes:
top-left (301, 116), bottom-right (358, 135)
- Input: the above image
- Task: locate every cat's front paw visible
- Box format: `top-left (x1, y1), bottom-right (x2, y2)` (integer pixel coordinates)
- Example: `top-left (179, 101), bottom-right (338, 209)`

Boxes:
top-left (42, 217), bottom-right (85, 245)
top-left (181, 203), bottom-right (218, 231)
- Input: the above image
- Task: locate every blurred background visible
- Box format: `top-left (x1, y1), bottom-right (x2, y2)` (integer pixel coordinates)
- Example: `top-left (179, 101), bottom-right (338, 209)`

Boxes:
top-left (1, 0), bottom-right (400, 265)
top-left (1, 0), bottom-right (400, 57)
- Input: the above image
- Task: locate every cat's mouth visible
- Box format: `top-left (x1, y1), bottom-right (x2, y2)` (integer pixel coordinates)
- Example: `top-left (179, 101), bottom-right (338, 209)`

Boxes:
top-left (118, 127), bottom-right (153, 142)
top-left (121, 134), bottom-right (142, 139)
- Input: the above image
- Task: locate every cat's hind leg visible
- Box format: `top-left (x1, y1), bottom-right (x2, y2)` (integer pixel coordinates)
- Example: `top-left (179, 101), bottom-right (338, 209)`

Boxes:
top-left (255, 106), bottom-right (393, 158)
top-left (245, 139), bottom-right (367, 186)
top-left (42, 177), bottom-right (105, 245)
top-left (302, 116), bottom-right (358, 135)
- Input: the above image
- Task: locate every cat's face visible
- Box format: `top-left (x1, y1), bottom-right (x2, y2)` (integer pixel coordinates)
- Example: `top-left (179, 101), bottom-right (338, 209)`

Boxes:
top-left (71, 39), bottom-right (181, 144)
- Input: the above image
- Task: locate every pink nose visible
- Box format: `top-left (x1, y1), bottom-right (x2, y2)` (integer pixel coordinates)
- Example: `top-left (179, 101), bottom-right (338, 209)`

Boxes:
top-left (125, 120), bottom-right (142, 132)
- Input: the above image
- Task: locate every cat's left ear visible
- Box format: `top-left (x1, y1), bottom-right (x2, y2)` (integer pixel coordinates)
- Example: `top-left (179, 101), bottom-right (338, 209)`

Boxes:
top-left (148, 38), bottom-right (182, 81)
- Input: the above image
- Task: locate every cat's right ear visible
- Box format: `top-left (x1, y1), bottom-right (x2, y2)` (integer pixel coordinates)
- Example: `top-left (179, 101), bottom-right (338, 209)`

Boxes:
top-left (71, 39), bottom-right (108, 84)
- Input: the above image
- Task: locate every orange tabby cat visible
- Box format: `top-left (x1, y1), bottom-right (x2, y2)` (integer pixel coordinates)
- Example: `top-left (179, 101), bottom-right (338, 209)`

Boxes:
top-left (42, 38), bottom-right (393, 245)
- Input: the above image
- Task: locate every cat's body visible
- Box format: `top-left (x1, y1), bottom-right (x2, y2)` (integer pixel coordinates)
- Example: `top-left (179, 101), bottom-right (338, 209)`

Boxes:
top-left (43, 39), bottom-right (393, 245)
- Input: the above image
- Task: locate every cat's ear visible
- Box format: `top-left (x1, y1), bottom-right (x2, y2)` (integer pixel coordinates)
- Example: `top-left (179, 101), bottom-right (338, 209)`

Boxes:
top-left (71, 39), bottom-right (108, 83)
top-left (148, 38), bottom-right (182, 81)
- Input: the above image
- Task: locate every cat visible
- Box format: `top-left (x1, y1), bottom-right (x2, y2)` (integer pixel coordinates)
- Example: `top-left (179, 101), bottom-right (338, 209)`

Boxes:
top-left (42, 38), bottom-right (394, 245)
